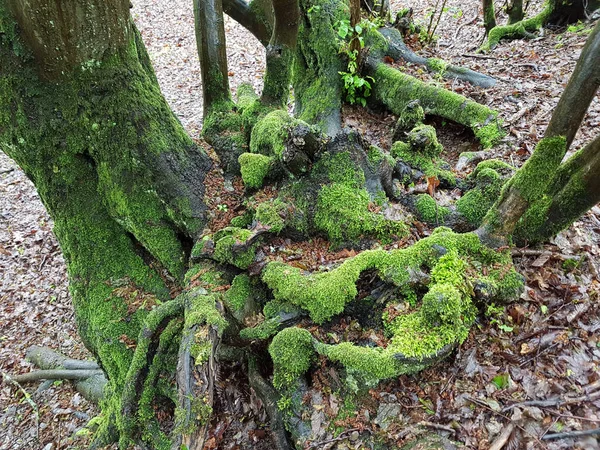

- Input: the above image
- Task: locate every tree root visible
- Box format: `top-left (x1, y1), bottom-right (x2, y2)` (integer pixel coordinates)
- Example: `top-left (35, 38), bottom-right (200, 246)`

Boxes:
top-left (376, 28), bottom-right (497, 88)
top-left (10, 346), bottom-right (107, 403)
top-left (248, 356), bottom-right (293, 450)
top-left (119, 297), bottom-right (185, 443)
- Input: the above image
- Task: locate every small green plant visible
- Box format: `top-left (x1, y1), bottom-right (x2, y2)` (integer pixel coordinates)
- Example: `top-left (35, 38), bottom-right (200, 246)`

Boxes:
top-left (567, 21), bottom-right (587, 34)
top-left (492, 373), bottom-right (510, 390)
top-left (217, 204), bottom-right (228, 212)
top-left (335, 19), bottom-right (376, 107)
top-left (485, 303), bottom-right (513, 333)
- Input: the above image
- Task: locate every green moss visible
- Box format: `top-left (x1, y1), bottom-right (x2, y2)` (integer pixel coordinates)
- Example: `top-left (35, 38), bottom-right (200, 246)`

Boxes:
top-left (213, 227), bottom-right (260, 269)
top-left (311, 152), bottom-right (408, 244)
top-left (458, 164), bottom-right (509, 227)
top-left (255, 198), bottom-right (287, 233)
top-left (391, 128), bottom-right (456, 186)
top-left (250, 110), bottom-right (293, 158)
top-left (394, 101), bottom-right (425, 137)
top-left (415, 194), bottom-right (450, 224)
top-left (292, 0), bottom-right (346, 133)
top-left (229, 210), bottom-right (253, 228)
top-left (224, 274), bottom-right (252, 312)
top-left (427, 58), bottom-right (449, 75)
top-left (262, 229), bottom-right (522, 382)
top-left (372, 63), bottom-right (504, 148)
top-left (492, 136), bottom-right (568, 242)
top-left (482, 1), bottom-right (554, 51)
top-left (240, 318), bottom-right (281, 340)
top-left (269, 327), bottom-right (315, 388)
top-left (239, 152), bottom-right (273, 189)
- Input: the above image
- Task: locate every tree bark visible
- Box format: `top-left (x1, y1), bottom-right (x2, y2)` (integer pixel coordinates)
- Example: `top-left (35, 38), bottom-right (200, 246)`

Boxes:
top-left (482, 0), bottom-right (497, 34)
top-left (222, 0), bottom-right (273, 45)
top-left (194, 0), bottom-right (232, 114)
top-left (261, 0), bottom-right (300, 106)
top-left (1, 1), bottom-right (211, 443)
top-left (507, 0), bottom-right (524, 24)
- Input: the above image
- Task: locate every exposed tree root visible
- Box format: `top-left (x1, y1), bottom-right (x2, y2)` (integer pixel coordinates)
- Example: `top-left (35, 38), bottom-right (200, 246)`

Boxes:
top-left (376, 28), bottom-right (497, 88)
top-left (10, 346), bottom-right (107, 403)
top-left (248, 357), bottom-right (293, 450)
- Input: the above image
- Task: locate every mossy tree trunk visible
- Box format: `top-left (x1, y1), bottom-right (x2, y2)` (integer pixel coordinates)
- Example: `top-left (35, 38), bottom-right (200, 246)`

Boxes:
top-left (506, 0), bottom-right (524, 25)
top-left (1, 0), bottom-right (211, 445)
top-left (482, 0), bottom-right (497, 34)
top-left (478, 20), bottom-right (600, 245)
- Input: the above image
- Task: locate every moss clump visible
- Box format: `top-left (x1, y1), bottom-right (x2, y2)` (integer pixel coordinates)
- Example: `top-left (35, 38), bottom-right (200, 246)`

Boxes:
top-left (250, 110), bottom-right (294, 158)
top-left (269, 327), bottom-right (315, 388)
top-left (394, 100), bottom-right (425, 139)
top-left (255, 198), bottom-right (287, 233)
top-left (391, 126), bottom-right (456, 186)
top-left (470, 159), bottom-right (514, 178)
top-left (427, 58), bottom-right (449, 75)
top-left (224, 274), bottom-right (252, 313)
top-left (239, 152), bottom-right (273, 189)
top-left (240, 318), bottom-right (281, 340)
top-left (415, 194), bottom-right (450, 224)
top-left (229, 210), bottom-right (253, 228)
top-left (312, 152), bottom-right (408, 244)
top-left (213, 227), bottom-right (260, 269)
top-left (458, 164), bottom-right (510, 227)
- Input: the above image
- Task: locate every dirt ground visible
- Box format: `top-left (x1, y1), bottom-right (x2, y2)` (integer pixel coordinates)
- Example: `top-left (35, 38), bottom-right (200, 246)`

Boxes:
top-left (1, 0), bottom-right (599, 449)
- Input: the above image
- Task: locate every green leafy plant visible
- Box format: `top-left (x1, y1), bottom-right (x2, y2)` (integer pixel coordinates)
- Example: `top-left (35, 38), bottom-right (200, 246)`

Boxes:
top-left (217, 203), bottom-right (228, 212)
top-left (335, 19), bottom-right (376, 107)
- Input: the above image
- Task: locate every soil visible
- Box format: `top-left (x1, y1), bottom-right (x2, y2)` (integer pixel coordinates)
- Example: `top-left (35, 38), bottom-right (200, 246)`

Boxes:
top-left (1, 0), bottom-right (599, 449)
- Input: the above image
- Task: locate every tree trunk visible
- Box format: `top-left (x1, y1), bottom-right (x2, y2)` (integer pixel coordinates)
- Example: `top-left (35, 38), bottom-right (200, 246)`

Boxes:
top-left (1, 0), bottom-right (211, 443)
top-left (478, 20), bottom-right (600, 245)
top-left (507, 0), bottom-right (524, 24)
top-left (482, 0), bottom-right (497, 34)
top-left (261, 0), bottom-right (300, 106)
top-left (194, 0), bottom-right (231, 114)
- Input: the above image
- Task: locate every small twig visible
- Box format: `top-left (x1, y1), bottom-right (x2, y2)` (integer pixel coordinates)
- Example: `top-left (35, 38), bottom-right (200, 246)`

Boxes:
top-left (461, 53), bottom-right (503, 60)
top-left (502, 390), bottom-right (600, 412)
top-left (308, 428), bottom-right (368, 448)
top-left (489, 422), bottom-right (515, 450)
top-left (542, 427), bottom-right (600, 441)
top-left (0, 167), bottom-right (15, 175)
top-left (511, 248), bottom-right (581, 261)
top-left (418, 421), bottom-right (456, 434)
top-left (1, 371), bottom-right (40, 441)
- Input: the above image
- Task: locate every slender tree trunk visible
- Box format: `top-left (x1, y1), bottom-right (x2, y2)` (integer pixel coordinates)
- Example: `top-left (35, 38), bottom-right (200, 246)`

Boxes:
top-left (194, 0), bottom-right (231, 114)
top-left (482, 0), bottom-right (496, 34)
top-left (261, 0), bottom-right (300, 106)
top-left (0, 1), bottom-right (211, 442)
top-left (507, 0), bottom-right (524, 24)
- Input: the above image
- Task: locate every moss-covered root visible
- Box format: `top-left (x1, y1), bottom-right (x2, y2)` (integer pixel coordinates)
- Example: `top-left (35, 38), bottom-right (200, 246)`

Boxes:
top-left (263, 229), bottom-right (523, 384)
top-left (114, 297), bottom-right (185, 448)
top-left (481, 1), bottom-right (553, 51)
top-left (191, 226), bottom-right (263, 269)
top-left (174, 264), bottom-right (229, 449)
top-left (368, 62), bottom-right (503, 148)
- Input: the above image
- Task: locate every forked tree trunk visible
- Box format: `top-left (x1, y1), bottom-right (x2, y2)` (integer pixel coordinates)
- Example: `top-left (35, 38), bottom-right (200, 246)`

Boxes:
top-left (0, 0), bottom-right (210, 442)
top-left (478, 20), bottom-right (600, 245)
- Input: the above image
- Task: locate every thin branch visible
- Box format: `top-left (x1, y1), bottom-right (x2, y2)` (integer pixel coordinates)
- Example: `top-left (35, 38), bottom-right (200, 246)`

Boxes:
top-left (10, 369), bottom-right (103, 383)
top-left (542, 428), bottom-right (600, 441)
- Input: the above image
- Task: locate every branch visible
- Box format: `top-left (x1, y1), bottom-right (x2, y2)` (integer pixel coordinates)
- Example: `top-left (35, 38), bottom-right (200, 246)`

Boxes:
top-left (545, 20), bottom-right (600, 148)
top-left (543, 428), bottom-right (600, 441)
top-left (222, 0), bottom-right (272, 45)
top-left (10, 369), bottom-right (102, 383)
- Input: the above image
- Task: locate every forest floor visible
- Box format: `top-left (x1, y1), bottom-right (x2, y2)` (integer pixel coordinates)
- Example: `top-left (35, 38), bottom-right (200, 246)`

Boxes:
top-left (1, 0), bottom-right (600, 449)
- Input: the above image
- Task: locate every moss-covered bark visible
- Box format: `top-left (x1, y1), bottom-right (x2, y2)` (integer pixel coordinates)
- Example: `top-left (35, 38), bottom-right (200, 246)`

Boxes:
top-left (1, 2), bottom-right (211, 445)
top-left (368, 62), bottom-right (503, 148)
